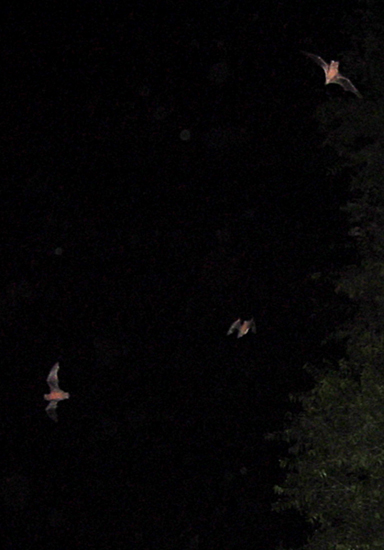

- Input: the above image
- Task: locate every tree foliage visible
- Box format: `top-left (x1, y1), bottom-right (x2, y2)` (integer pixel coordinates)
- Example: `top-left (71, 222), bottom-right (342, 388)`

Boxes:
top-left (274, 366), bottom-right (384, 549)
top-left (272, 3), bottom-right (384, 549)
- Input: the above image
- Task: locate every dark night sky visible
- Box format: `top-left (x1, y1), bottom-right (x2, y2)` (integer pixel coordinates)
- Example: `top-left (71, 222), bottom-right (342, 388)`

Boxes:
top-left (1, 1), bottom-right (360, 548)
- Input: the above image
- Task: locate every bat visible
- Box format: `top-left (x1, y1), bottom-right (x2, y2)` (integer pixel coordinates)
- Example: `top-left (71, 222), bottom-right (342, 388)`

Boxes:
top-left (302, 51), bottom-right (362, 98)
top-left (44, 363), bottom-right (69, 422)
top-left (227, 318), bottom-right (256, 338)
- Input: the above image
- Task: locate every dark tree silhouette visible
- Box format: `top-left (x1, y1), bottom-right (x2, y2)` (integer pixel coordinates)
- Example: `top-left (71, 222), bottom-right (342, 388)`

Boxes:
top-left (272, 3), bottom-right (384, 549)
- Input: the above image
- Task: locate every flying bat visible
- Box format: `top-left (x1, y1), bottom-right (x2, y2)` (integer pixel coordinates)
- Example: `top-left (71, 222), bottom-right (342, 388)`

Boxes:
top-left (227, 318), bottom-right (256, 338)
top-left (302, 51), bottom-right (362, 98)
top-left (44, 363), bottom-right (69, 422)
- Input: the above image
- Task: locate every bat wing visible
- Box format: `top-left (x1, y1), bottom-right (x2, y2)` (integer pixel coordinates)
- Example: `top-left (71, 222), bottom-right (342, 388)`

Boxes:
top-left (227, 319), bottom-right (241, 335)
top-left (250, 319), bottom-right (257, 333)
top-left (335, 75), bottom-right (362, 97)
top-left (47, 362), bottom-right (60, 392)
top-left (46, 401), bottom-right (58, 422)
top-left (301, 51), bottom-right (329, 73)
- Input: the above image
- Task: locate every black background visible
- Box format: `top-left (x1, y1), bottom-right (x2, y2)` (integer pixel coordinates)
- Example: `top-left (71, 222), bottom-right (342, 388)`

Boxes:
top-left (1, 1), bottom-right (359, 548)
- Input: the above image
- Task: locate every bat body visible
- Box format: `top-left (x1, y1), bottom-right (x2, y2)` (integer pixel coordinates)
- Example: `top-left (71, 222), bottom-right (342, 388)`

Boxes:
top-left (44, 363), bottom-right (69, 422)
top-left (302, 52), bottom-right (362, 98)
top-left (227, 318), bottom-right (256, 338)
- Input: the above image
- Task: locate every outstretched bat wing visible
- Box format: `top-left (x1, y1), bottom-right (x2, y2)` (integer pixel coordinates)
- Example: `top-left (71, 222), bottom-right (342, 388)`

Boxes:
top-left (47, 362), bottom-right (61, 392)
top-left (45, 401), bottom-right (58, 422)
top-left (301, 51), bottom-right (328, 73)
top-left (336, 76), bottom-right (362, 98)
top-left (227, 319), bottom-right (241, 335)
